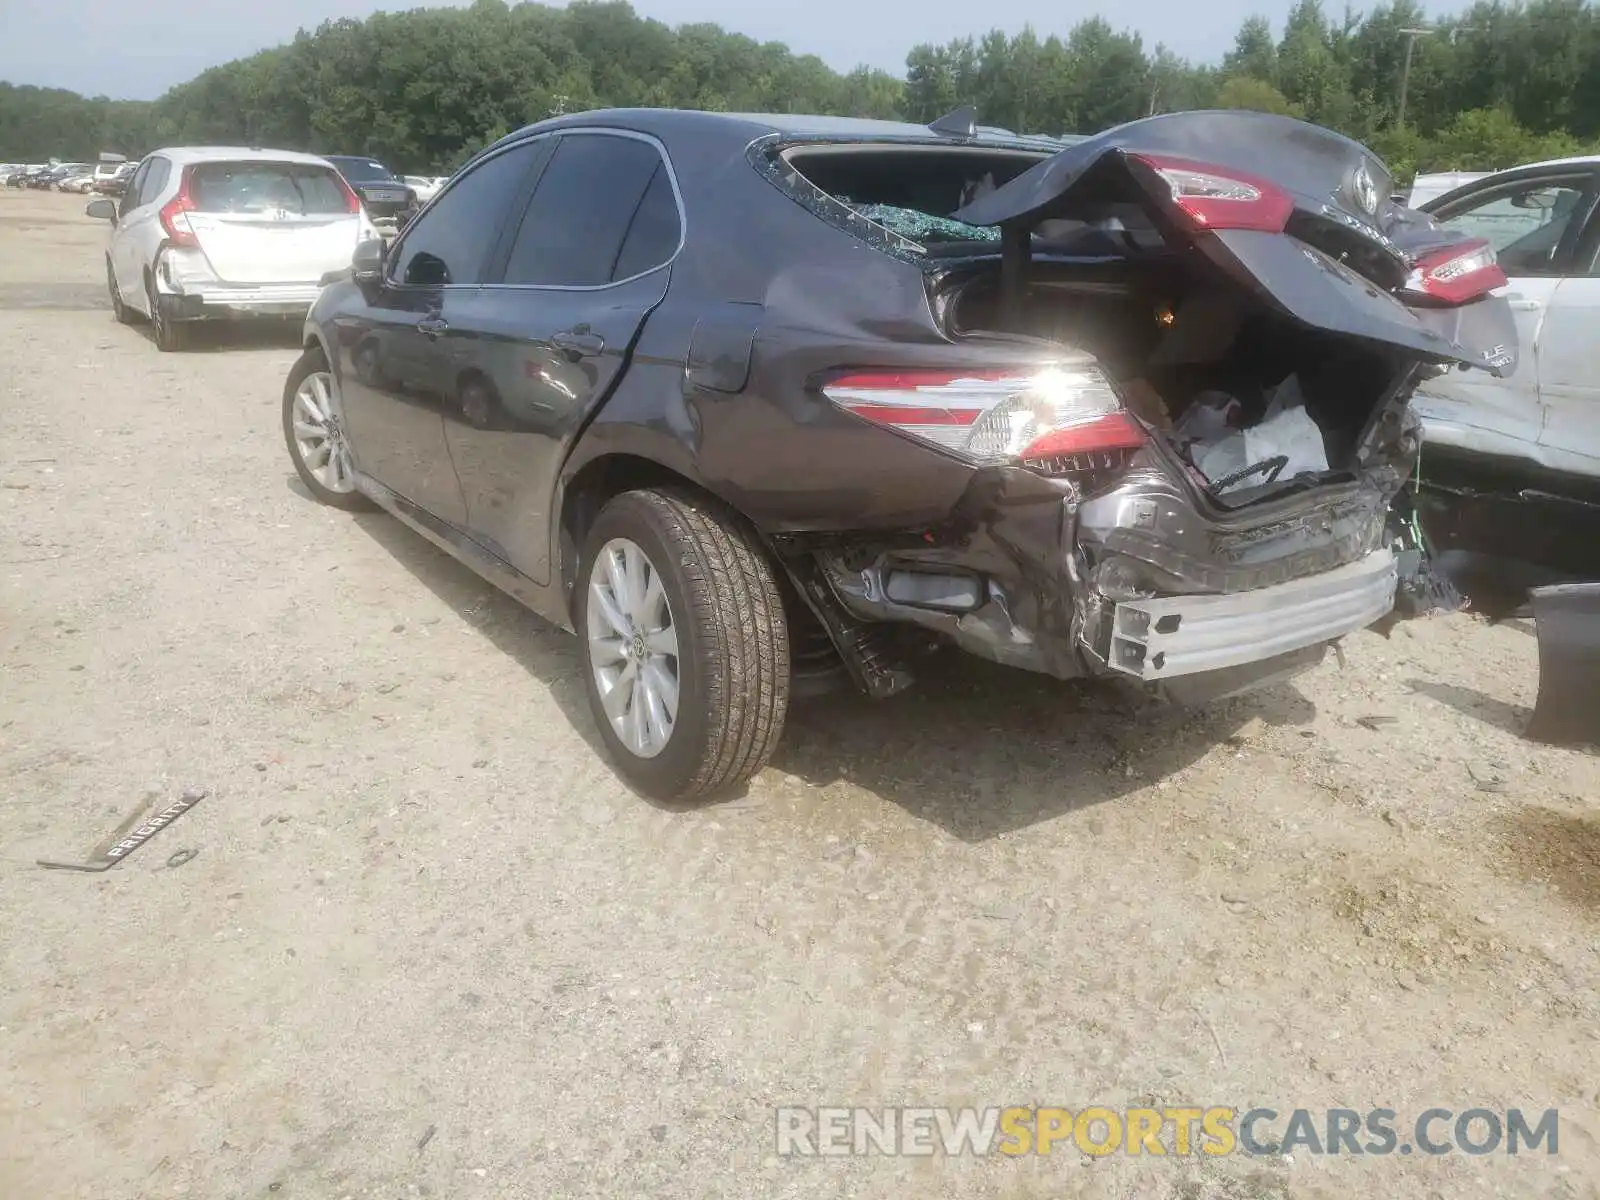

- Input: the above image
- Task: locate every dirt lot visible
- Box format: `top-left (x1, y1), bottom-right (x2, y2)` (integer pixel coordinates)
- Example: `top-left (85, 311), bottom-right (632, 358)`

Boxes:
top-left (1, 186), bottom-right (1597, 1199)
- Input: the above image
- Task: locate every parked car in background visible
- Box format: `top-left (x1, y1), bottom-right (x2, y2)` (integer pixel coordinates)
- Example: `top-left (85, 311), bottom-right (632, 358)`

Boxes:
top-left (1410, 155), bottom-right (1600, 611)
top-left (280, 108), bottom-right (1514, 800)
top-left (91, 154), bottom-right (128, 191)
top-left (402, 174), bottom-right (448, 203)
top-left (59, 171), bottom-right (98, 193)
top-left (87, 147), bottom-right (379, 351)
top-left (92, 162), bottom-right (139, 196)
top-left (324, 155), bottom-right (418, 233)
top-left (1407, 170), bottom-right (1491, 209)
top-left (31, 164), bottom-right (85, 189)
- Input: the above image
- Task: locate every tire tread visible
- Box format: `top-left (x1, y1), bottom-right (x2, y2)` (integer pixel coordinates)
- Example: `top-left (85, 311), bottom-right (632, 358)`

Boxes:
top-left (593, 488), bottom-right (790, 799)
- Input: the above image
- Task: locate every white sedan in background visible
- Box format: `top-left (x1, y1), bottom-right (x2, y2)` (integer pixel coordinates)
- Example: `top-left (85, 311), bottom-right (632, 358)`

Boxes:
top-left (402, 174), bottom-right (448, 203)
top-left (87, 147), bottom-right (378, 351)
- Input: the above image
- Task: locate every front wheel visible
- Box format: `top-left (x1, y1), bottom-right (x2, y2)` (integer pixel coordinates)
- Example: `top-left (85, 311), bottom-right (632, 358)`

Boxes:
top-left (577, 489), bottom-right (791, 801)
top-left (107, 260), bottom-right (135, 325)
top-left (282, 348), bottom-right (376, 511)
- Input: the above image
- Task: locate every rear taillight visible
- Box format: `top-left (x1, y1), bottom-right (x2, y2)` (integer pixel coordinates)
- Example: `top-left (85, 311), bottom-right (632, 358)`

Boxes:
top-left (336, 173), bottom-right (363, 214)
top-left (822, 366), bottom-right (1145, 471)
top-left (1128, 153), bottom-right (1294, 233)
top-left (1400, 237), bottom-right (1507, 305)
top-left (158, 167), bottom-right (199, 248)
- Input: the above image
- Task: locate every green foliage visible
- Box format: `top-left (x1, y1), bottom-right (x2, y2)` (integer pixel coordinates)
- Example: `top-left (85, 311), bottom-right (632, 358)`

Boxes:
top-left (0, 1), bottom-right (903, 169)
top-left (1212, 76), bottom-right (1304, 118)
top-left (3, 0), bottom-right (1599, 184)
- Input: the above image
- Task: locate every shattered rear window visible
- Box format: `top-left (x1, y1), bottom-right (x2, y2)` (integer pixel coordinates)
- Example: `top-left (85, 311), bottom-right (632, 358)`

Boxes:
top-left (847, 202), bottom-right (1000, 248)
top-left (750, 135), bottom-right (1038, 263)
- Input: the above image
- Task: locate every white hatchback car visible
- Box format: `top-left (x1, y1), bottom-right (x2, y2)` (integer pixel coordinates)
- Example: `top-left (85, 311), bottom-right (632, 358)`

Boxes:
top-left (87, 147), bottom-right (378, 350)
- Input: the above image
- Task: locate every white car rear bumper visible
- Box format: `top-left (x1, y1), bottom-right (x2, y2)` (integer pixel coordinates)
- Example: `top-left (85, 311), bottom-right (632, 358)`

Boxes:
top-left (157, 250), bottom-right (331, 317)
top-left (185, 283), bottom-right (325, 310)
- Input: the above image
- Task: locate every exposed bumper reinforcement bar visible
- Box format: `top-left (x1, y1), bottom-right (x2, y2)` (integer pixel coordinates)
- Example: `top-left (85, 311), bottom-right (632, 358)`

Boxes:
top-left (1106, 549), bottom-right (1397, 681)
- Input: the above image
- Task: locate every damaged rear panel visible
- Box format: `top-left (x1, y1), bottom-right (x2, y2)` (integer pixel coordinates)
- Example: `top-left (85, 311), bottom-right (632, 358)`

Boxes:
top-left (742, 111), bottom-right (1515, 695)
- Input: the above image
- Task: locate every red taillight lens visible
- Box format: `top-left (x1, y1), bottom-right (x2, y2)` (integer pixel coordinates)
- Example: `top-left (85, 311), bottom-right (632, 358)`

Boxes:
top-left (336, 173), bottom-right (363, 214)
top-left (822, 366), bottom-right (1145, 469)
top-left (158, 167), bottom-right (199, 248)
top-left (1128, 153), bottom-right (1294, 233)
top-left (1401, 237), bottom-right (1507, 305)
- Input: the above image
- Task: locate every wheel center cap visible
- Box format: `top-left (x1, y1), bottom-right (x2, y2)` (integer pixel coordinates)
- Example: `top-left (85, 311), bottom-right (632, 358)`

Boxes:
top-left (631, 632), bottom-right (646, 659)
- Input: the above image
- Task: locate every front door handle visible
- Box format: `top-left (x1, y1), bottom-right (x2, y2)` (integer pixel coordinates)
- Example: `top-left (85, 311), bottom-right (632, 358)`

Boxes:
top-left (1505, 294), bottom-right (1543, 312)
top-left (417, 313), bottom-right (449, 338)
top-left (552, 327), bottom-right (605, 359)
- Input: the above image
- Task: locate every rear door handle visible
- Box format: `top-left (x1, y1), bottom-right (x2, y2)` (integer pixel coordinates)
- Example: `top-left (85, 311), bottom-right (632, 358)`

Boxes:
top-left (552, 327), bottom-right (605, 359)
top-left (417, 314), bottom-right (449, 338)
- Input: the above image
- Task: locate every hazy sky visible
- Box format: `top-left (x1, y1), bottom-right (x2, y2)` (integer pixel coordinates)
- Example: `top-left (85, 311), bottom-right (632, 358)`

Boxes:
top-left (3, 0), bottom-right (1460, 101)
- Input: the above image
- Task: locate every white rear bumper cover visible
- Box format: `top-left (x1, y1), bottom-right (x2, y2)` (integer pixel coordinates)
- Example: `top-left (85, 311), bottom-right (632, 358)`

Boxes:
top-left (185, 283), bottom-right (324, 309)
top-left (158, 251), bottom-right (325, 314)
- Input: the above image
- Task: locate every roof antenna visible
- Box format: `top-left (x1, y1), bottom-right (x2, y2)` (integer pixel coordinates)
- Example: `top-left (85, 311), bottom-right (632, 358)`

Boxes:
top-left (928, 105), bottom-right (978, 139)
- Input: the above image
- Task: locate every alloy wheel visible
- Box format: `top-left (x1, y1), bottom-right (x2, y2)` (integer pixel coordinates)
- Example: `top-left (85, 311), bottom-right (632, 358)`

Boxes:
top-left (291, 371), bottom-right (357, 494)
top-left (585, 537), bottom-right (680, 758)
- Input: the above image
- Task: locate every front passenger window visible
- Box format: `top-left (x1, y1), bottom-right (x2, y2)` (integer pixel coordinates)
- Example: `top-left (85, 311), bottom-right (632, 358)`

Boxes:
top-left (390, 142), bottom-right (541, 287)
top-left (1434, 179), bottom-right (1588, 275)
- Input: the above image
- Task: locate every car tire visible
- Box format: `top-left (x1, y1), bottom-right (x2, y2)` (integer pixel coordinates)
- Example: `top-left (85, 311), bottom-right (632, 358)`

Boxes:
top-left (282, 347), bottom-right (376, 512)
top-left (577, 488), bottom-right (790, 802)
top-left (107, 260), bottom-right (135, 325)
top-left (145, 274), bottom-right (188, 352)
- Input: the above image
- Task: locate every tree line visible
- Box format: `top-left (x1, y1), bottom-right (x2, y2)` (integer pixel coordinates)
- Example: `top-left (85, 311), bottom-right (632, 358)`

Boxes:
top-left (3, 0), bottom-right (1597, 182)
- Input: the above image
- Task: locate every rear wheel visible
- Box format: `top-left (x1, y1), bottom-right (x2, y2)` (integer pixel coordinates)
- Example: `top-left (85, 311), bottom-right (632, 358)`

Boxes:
top-left (577, 489), bottom-right (790, 801)
top-left (282, 348), bottom-right (375, 511)
top-left (145, 274), bottom-right (188, 352)
top-left (106, 259), bottom-right (135, 325)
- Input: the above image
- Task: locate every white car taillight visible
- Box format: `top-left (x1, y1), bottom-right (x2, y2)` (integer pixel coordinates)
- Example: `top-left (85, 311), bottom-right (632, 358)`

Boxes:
top-left (1400, 237), bottom-right (1508, 305)
top-left (822, 366), bottom-right (1146, 468)
top-left (158, 167), bottom-right (200, 249)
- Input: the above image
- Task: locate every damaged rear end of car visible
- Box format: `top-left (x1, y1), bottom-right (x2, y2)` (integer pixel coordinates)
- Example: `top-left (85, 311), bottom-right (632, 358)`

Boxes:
top-left (751, 110), bottom-right (1518, 701)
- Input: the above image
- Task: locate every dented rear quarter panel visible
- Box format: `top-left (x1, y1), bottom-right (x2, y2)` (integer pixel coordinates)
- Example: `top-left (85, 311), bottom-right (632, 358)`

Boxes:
top-left (541, 110), bottom-right (1468, 683)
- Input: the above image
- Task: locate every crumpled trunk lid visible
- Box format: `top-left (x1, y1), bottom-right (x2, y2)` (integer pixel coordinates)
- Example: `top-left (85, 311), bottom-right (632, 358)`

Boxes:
top-left (951, 110), bottom-right (1518, 377)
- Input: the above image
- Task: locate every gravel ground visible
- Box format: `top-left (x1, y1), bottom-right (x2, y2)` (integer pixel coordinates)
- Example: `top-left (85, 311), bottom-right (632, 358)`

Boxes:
top-left (2, 188), bottom-right (1598, 1200)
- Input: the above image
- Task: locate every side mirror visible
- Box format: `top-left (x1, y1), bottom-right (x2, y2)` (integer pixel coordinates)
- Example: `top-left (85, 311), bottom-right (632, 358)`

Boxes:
top-left (85, 198), bottom-right (117, 222)
top-left (352, 237), bottom-right (386, 286)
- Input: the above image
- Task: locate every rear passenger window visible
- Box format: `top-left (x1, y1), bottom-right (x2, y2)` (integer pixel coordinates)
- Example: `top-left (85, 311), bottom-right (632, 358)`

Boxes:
top-left (611, 165), bottom-right (680, 281)
top-left (120, 160), bottom-right (149, 216)
top-left (137, 158), bottom-right (170, 208)
top-left (501, 134), bottom-right (675, 286)
top-left (391, 143), bottom-right (540, 288)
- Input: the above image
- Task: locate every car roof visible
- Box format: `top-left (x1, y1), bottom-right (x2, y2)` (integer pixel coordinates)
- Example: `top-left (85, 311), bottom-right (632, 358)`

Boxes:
top-left (504, 107), bottom-right (1065, 153)
top-left (1513, 153), bottom-right (1600, 171)
top-left (150, 147), bottom-right (338, 167)
top-left (1420, 154), bottom-right (1600, 210)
